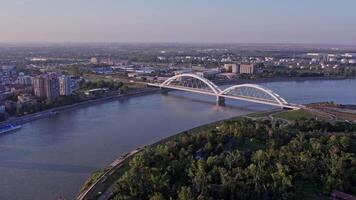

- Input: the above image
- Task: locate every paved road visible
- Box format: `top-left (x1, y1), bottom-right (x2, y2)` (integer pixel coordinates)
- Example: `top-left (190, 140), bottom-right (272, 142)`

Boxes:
top-left (76, 148), bottom-right (143, 200)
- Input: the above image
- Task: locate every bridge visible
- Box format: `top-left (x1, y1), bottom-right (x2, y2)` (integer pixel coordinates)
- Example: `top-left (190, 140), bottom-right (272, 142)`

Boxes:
top-left (147, 73), bottom-right (301, 110)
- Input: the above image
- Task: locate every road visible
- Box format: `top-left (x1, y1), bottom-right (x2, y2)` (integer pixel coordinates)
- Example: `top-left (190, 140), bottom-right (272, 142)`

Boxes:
top-left (76, 148), bottom-right (143, 200)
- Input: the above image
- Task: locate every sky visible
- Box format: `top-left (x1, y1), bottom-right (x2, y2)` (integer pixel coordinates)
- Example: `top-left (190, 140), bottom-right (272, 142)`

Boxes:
top-left (0, 0), bottom-right (356, 44)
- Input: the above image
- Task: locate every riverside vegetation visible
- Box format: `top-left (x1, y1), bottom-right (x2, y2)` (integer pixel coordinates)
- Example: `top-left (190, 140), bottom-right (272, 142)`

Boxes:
top-left (111, 118), bottom-right (356, 200)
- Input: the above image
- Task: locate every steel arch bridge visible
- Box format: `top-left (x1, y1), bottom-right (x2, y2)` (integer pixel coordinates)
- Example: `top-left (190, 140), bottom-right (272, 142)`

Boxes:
top-left (148, 73), bottom-right (300, 109)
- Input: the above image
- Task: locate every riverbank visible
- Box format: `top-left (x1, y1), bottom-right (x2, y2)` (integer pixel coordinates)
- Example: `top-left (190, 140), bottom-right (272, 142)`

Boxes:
top-left (78, 104), bottom-right (356, 199)
top-left (214, 76), bottom-right (356, 85)
top-left (81, 110), bottom-right (356, 200)
top-left (2, 76), bottom-right (353, 127)
top-left (76, 147), bottom-right (144, 200)
top-left (0, 88), bottom-right (160, 127)
top-left (76, 112), bottom-right (267, 200)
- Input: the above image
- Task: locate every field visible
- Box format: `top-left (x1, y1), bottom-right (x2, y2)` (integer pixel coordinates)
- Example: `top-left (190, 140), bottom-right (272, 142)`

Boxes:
top-left (272, 109), bottom-right (330, 121)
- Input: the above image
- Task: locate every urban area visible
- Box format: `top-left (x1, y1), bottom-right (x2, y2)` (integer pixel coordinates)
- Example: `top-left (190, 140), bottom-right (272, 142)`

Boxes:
top-left (1, 44), bottom-right (356, 123)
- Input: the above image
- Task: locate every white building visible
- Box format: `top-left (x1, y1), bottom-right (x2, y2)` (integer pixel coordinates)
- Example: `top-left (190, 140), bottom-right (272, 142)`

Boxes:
top-left (232, 64), bottom-right (240, 74)
top-left (223, 64), bottom-right (238, 73)
top-left (349, 59), bottom-right (356, 64)
top-left (239, 64), bottom-right (255, 74)
top-left (18, 75), bottom-right (33, 85)
top-left (342, 53), bottom-right (356, 58)
top-left (59, 75), bottom-right (72, 96)
top-left (90, 57), bottom-right (98, 64)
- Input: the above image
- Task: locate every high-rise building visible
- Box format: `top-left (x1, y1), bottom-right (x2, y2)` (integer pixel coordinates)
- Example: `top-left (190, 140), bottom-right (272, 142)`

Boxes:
top-left (44, 74), bottom-right (60, 101)
top-left (223, 64), bottom-right (240, 74)
top-left (33, 76), bottom-right (46, 98)
top-left (0, 104), bottom-right (5, 114)
top-left (223, 64), bottom-right (237, 72)
top-left (232, 64), bottom-right (240, 74)
top-left (59, 75), bottom-right (72, 96)
top-left (18, 74), bottom-right (33, 85)
top-left (239, 64), bottom-right (255, 74)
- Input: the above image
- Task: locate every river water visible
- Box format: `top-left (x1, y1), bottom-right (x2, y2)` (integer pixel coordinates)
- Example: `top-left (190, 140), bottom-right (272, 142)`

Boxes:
top-left (0, 79), bottom-right (355, 200)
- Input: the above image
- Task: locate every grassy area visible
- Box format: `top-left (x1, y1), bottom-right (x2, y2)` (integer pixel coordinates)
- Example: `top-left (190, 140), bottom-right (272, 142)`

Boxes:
top-left (247, 109), bottom-right (280, 118)
top-left (273, 109), bottom-right (329, 121)
top-left (307, 102), bottom-right (356, 122)
top-left (320, 109), bottom-right (356, 122)
top-left (247, 112), bottom-right (269, 118)
top-left (126, 82), bottom-right (146, 90)
top-left (79, 167), bottom-right (110, 194)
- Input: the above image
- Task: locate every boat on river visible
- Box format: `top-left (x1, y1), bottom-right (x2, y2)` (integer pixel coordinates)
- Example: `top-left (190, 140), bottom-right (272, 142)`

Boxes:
top-left (0, 124), bottom-right (22, 135)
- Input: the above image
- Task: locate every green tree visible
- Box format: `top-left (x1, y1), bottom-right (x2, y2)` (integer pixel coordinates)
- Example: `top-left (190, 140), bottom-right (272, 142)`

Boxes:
top-left (178, 186), bottom-right (194, 200)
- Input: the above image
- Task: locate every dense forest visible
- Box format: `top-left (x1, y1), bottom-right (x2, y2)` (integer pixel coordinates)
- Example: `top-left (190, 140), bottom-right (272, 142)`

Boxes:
top-left (112, 118), bottom-right (356, 200)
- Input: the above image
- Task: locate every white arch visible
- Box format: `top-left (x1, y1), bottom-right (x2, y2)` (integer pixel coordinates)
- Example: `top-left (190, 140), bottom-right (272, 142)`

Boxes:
top-left (219, 84), bottom-right (288, 106)
top-left (161, 73), bottom-right (221, 94)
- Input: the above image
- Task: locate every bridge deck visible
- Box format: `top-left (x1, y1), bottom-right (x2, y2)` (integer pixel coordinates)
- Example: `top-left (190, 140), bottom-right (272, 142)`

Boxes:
top-left (147, 83), bottom-right (301, 110)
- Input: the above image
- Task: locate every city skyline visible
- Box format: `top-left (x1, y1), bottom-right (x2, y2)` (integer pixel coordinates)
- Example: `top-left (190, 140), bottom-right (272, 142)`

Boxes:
top-left (1, 0), bottom-right (356, 44)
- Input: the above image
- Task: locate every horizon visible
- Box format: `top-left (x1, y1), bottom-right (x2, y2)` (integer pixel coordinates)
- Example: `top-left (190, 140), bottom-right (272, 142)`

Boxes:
top-left (1, 0), bottom-right (356, 44)
top-left (1, 41), bottom-right (356, 47)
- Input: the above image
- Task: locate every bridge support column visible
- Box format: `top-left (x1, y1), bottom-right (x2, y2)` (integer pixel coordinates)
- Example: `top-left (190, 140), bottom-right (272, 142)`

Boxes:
top-left (216, 96), bottom-right (225, 106)
top-left (160, 88), bottom-right (169, 94)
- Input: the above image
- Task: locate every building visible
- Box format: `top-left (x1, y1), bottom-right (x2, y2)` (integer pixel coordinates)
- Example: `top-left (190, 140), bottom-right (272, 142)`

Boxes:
top-left (231, 64), bottom-right (240, 74)
top-left (223, 64), bottom-right (237, 72)
top-left (195, 68), bottom-right (219, 78)
top-left (90, 57), bottom-right (98, 64)
top-left (0, 104), bottom-right (5, 114)
top-left (18, 74), bottom-right (33, 85)
top-left (0, 91), bottom-right (12, 101)
top-left (85, 88), bottom-right (108, 96)
top-left (44, 74), bottom-right (60, 101)
top-left (59, 75), bottom-right (72, 96)
top-left (349, 59), bottom-right (356, 64)
top-left (239, 64), bottom-right (255, 74)
top-left (174, 69), bottom-right (193, 75)
top-left (223, 64), bottom-right (246, 74)
top-left (0, 65), bottom-right (16, 85)
top-left (0, 65), bottom-right (16, 76)
top-left (33, 76), bottom-right (46, 98)
top-left (100, 58), bottom-right (114, 65)
top-left (17, 94), bottom-right (37, 107)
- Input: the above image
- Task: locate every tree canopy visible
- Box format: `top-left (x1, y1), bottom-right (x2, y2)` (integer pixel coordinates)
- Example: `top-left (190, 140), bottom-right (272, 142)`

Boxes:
top-left (112, 118), bottom-right (356, 200)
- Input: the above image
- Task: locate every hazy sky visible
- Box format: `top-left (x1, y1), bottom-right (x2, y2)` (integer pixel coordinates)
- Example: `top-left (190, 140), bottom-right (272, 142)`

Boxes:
top-left (1, 0), bottom-right (356, 44)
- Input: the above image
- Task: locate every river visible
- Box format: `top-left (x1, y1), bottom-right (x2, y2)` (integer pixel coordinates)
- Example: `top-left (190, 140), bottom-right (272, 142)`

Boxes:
top-left (0, 79), bottom-right (355, 200)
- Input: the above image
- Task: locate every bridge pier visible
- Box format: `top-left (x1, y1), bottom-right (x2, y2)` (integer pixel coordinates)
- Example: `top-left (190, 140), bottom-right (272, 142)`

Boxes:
top-left (216, 96), bottom-right (225, 106)
top-left (160, 88), bottom-right (169, 94)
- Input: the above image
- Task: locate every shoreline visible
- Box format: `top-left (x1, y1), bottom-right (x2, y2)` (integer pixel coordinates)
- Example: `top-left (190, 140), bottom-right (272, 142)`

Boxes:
top-left (1, 76), bottom-right (354, 127)
top-left (77, 104), bottom-right (356, 199)
top-left (78, 107), bottom-right (356, 200)
top-left (76, 113), bottom-right (257, 200)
